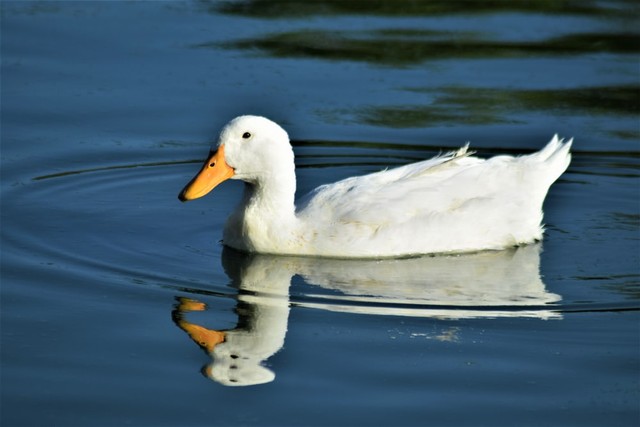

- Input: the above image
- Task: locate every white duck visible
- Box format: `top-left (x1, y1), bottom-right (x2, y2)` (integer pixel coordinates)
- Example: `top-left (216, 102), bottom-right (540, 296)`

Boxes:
top-left (179, 115), bottom-right (572, 258)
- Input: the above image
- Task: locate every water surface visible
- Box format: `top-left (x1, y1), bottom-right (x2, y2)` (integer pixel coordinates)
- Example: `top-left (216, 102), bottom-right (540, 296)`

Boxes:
top-left (1, 1), bottom-right (639, 426)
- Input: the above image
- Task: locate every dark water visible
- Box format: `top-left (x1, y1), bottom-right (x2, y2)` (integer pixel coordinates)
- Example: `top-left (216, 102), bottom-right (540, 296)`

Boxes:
top-left (1, 1), bottom-right (639, 426)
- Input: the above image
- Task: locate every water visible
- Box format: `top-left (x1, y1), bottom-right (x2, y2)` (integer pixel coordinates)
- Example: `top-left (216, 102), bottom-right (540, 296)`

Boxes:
top-left (1, 1), bottom-right (639, 426)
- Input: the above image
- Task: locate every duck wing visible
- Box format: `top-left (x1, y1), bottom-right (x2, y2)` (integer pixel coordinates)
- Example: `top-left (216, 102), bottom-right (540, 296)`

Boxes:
top-left (296, 136), bottom-right (571, 255)
top-left (297, 144), bottom-right (483, 224)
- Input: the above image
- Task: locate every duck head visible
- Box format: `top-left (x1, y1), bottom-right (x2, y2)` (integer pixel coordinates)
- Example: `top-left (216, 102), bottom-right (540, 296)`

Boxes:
top-left (178, 115), bottom-right (293, 202)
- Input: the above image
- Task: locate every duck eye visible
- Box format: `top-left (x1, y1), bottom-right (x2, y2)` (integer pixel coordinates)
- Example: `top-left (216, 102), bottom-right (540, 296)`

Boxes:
top-left (242, 132), bottom-right (252, 139)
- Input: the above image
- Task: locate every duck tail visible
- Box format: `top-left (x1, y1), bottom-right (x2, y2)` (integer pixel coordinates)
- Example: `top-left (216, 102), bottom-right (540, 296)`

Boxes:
top-left (529, 134), bottom-right (573, 183)
top-left (535, 134), bottom-right (573, 164)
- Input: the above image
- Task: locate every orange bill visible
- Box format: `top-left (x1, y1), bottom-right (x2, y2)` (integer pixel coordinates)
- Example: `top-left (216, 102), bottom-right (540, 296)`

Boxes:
top-left (179, 144), bottom-right (234, 202)
top-left (177, 320), bottom-right (227, 352)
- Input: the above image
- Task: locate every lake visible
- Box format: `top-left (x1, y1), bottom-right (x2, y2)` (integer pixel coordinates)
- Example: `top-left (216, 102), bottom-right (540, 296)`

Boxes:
top-left (1, 1), bottom-right (639, 426)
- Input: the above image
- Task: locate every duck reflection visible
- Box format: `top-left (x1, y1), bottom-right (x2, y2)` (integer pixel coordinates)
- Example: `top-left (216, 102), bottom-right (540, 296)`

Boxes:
top-left (173, 244), bottom-right (560, 386)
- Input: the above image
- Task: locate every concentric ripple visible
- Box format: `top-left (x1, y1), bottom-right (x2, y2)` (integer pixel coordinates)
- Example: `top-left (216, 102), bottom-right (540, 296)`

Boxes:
top-left (3, 142), bottom-right (639, 320)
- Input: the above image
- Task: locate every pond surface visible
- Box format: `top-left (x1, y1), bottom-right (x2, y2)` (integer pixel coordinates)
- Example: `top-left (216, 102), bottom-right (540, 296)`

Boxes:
top-left (1, 1), bottom-right (639, 426)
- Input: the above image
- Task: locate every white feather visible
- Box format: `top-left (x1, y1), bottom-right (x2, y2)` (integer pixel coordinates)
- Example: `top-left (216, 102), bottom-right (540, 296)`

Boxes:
top-left (196, 116), bottom-right (572, 258)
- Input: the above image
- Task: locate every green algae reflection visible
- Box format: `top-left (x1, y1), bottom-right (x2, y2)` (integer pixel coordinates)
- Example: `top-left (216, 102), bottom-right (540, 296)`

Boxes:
top-left (212, 0), bottom-right (634, 18)
top-left (357, 85), bottom-right (640, 128)
top-left (214, 29), bottom-right (639, 67)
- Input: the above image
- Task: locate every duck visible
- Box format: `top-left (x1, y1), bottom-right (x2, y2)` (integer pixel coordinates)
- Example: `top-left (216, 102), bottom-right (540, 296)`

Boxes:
top-left (179, 115), bottom-right (572, 258)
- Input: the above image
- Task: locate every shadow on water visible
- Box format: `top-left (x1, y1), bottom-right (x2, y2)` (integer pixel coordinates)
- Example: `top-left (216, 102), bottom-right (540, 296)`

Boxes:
top-left (194, 0), bottom-right (640, 134)
top-left (173, 244), bottom-right (561, 386)
top-left (209, 0), bottom-right (636, 18)
top-left (198, 0), bottom-right (640, 67)
top-left (210, 30), bottom-right (640, 66)
top-left (205, 25), bottom-right (640, 129)
top-left (199, 0), bottom-right (640, 67)
top-left (355, 85), bottom-right (640, 128)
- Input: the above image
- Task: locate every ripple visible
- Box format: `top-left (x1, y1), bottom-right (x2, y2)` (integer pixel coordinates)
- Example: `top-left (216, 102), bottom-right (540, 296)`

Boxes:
top-left (3, 144), bottom-right (638, 319)
top-left (32, 159), bottom-right (198, 181)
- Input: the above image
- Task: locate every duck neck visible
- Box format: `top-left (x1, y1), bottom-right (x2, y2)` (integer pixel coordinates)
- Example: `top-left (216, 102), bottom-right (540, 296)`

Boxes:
top-left (243, 169), bottom-right (297, 221)
top-left (225, 162), bottom-right (301, 253)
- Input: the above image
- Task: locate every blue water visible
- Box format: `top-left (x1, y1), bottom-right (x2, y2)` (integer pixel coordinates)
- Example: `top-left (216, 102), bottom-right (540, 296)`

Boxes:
top-left (1, 1), bottom-right (639, 426)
